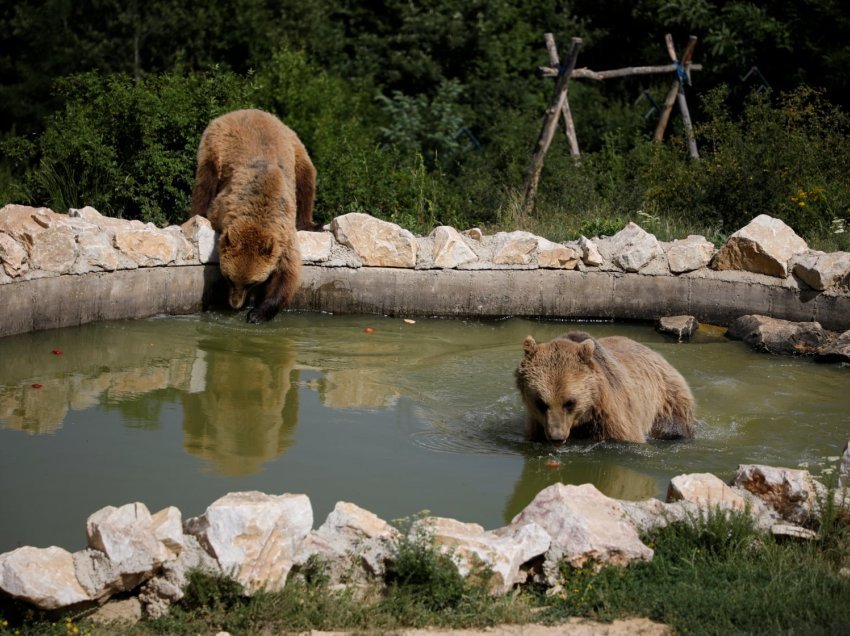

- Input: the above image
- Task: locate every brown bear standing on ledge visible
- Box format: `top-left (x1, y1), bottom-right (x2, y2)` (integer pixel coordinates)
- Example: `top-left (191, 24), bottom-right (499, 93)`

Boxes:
top-left (190, 109), bottom-right (317, 324)
top-left (515, 332), bottom-right (696, 443)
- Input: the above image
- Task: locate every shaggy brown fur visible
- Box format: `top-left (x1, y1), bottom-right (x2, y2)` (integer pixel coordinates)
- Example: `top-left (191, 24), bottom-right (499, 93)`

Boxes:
top-left (190, 109), bottom-right (317, 324)
top-left (515, 331), bottom-right (696, 443)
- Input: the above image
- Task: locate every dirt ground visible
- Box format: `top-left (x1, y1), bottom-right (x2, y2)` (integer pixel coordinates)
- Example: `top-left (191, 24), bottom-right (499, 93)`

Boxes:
top-left (307, 618), bottom-right (671, 636)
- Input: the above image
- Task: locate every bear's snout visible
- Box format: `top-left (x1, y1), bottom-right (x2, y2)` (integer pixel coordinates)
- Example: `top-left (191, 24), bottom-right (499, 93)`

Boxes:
top-left (229, 285), bottom-right (249, 310)
top-left (544, 411), bottom-right (572, 443)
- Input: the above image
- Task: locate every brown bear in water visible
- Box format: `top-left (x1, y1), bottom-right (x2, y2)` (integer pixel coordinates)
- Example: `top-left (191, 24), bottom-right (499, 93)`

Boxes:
top-left (190, 109), bottom-right (317, 324)
top-left (515, 331), bottom-right (696, 443)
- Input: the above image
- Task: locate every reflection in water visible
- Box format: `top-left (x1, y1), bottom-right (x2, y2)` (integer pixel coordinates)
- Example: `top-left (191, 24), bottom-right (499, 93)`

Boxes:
top-left (0, 323), bottom-right (198, 434)
top-left (181, 336), bottom-right (300, 475)
top-left (503, 453), bottom-right (660, 522)
top-left (0, 314), bottom-right (848, 552)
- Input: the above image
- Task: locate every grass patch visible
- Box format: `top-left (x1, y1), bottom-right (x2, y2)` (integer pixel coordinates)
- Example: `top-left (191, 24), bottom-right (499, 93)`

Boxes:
top-left (540, 508), bottom-right (850, 635)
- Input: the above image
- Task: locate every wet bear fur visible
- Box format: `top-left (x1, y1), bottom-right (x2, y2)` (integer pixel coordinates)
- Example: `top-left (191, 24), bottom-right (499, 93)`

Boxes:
top-left (190, 109), bottom-right (317, 324)
top-left (515, 331), bottom-right (696, 443)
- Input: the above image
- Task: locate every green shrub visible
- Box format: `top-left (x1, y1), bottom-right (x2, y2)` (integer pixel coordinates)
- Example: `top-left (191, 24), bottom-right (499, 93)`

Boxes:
top-left (638, 85), bottom-right (850, 245)
top-left (4, 69), bottom-right (254, 225)
top-left (384, 534), bottom-right (469, 613)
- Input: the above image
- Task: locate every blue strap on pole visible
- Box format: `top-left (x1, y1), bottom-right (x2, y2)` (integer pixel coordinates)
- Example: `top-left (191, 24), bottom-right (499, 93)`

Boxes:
top-left (675, 60), bottom-right (689, 86)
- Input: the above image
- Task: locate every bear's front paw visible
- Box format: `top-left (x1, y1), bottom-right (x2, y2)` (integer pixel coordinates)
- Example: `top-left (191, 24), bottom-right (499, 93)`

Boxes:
top-left (247, 301), bottom-right (280, 324)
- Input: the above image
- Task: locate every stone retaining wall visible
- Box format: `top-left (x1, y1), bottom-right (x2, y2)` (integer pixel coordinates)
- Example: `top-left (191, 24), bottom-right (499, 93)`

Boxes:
top-left (1, 204), bottom-right (849, 338)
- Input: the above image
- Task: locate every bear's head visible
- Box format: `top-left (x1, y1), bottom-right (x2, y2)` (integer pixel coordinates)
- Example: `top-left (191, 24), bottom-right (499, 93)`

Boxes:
top-left (514, 333), bottom-right (602, 443)
top-left (218, 217), bottom-right (282, 310)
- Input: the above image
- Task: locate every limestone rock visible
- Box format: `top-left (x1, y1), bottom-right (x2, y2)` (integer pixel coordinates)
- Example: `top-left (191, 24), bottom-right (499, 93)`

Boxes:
top-left (0, 546), bottom-right (91, 610)
top-left (295, 501), bottom-right (400, 584)
top-left (713, 214), bottom-right (808, 278)
top-left (492, 231), bottom-right (537, 266)
top-left (732, 464), bottom-right (826, 526)
top-left (815, 330), bottom-right (850, 363)
top-left (76, 502), bottom-right (174, 599)
top-left (770, 524), bottom-right (817, 541)
top-left (114, 227), bottom-right (180, 267)
top-left (431, 226), bottom-right (478, 268)
top-left (0, 204), bottom-right (61, 242)
top-left (74, 230), bottom-right (120, 272)
top-left (180, 216), bottom-right (218, 263)
top-left (68, 206), bottom-right (146, 237)
top-left (839, 440), bottom-right (850, 489)
top-left (667, 473), bottom-right (746, 511)
top-left (410, 516), bottom-right (550, 593)
top-left (578, 236), bottom-right (604, 267)
top-left (151, 506), bottom-right (184, 558)
top-left (88, 597), bottom-right (143, 626)
top-left (666, 235), bottom-right (715, 273)
top-left (331, 213), bottom-right (417, 268)
top-left (0, 232), bottom-right (28, 276)
top-left (619, 498), bottom-right (701, 534)
top-left (68, 206), bottom-right (108, 225)
top-left (86, 502), bottom-right (170, 566)
top-left (88, 597), bottom-right (143, 627)
top-left (298, 230), bottom-right (334, 263)
top-left (163, 226), bottom-right (196, 263)
top-left (607, 223), bottom-right (664, 273)
top-left (183, 491), bottom-right (313, 594)
top-left (792, 250), bottom-right (850, 290)
top-left (29, 226), bottom-right (78, 274)
top-left (656, 315), bottom-right (699, 341)
top-left (506, 483), bottom-right (652, 584)
top-left (537, 237), bottom-right (579, 270)
top-left (726, 314), bottom-right (828, 356)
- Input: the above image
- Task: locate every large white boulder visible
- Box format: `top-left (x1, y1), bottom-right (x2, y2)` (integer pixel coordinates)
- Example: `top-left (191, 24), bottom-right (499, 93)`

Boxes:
top-left (184, 491), bottom-right (313, 594)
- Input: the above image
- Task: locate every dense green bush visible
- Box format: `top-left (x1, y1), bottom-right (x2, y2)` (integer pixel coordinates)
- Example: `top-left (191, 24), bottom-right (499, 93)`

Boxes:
top-left (634, 85), bottom-right (850, 246)
top-left (2, 50), bottom-right (849, 251)
top-left (2, 69), bottom-right (254, 225)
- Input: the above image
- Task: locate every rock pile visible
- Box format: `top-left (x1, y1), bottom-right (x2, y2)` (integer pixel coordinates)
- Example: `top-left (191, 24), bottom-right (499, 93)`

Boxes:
top-left (1, 204), bottom-right (849, 347)
top-left (1, 454), bottom-right (847, 619)
top-left (1, 205), bottom-right (848, 290)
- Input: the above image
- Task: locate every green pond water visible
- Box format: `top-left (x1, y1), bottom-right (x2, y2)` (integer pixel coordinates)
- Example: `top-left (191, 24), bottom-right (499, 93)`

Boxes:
top-left (0, 312), bottom-right (848, 553)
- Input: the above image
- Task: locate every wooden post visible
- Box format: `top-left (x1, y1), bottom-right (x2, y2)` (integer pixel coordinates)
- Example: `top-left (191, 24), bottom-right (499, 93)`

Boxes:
top-left (653, 34), bottom-right (699, 159)
top-left (654, 82), bottom-right (680, 143)
top-left (544, 33), bottom-right (580, 160)
top-left (523, 37), bottom-right (582, 215)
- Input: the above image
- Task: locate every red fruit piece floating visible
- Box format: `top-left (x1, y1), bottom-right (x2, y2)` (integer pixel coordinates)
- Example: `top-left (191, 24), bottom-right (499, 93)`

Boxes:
top-left (51, 349), bottom-right (63, 355)
top-left (363, 327), bottom-right (375, 334)
top-left (31, 383), bottom-right (43, 389)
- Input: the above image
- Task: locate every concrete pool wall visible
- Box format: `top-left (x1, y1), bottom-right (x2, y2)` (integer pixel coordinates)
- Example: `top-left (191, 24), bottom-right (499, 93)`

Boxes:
top-left (1, 204), bottom-right (849, 338)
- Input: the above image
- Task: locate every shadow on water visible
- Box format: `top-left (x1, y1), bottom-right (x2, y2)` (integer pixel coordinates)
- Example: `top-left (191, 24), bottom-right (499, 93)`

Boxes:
top-left (0, 313), bottom-right (847, 551)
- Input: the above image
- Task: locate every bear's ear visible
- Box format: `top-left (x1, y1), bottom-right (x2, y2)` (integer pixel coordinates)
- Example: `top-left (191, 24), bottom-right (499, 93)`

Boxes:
top-left (219, 230), bottom-right (232, 250)
top-left (578, 339), bottom-right (596, 363)
top-left (523, 336), bottom-right (537, 356)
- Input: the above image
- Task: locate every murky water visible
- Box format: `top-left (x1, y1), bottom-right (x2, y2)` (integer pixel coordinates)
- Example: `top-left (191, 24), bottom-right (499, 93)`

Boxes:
top-left (0, 313), bottom-right (848, 552)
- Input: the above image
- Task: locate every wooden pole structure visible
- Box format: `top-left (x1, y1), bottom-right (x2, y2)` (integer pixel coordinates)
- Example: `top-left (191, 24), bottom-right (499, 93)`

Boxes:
top-left (653, 34), bottom-right (699, 159)
top-left (544, 33), bottom-right (580, 160)
top-left (523, 37), bottom-right (582, 215)
top-left (538, 62), bottom-right (703, 80)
